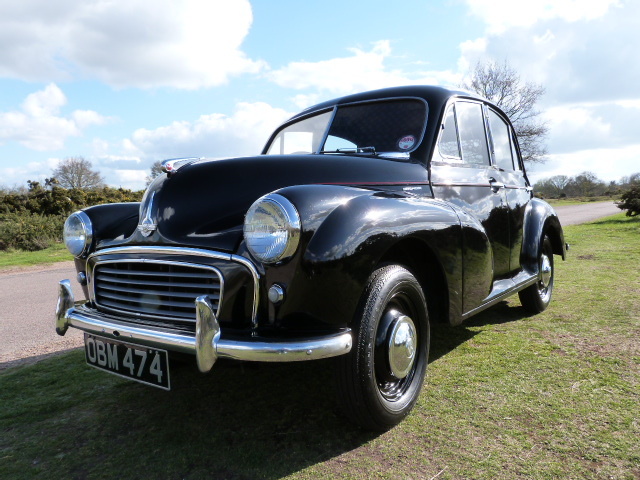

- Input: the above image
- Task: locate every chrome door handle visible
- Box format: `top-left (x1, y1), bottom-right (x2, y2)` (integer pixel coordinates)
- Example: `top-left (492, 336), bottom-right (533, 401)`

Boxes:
top-left (488, 177), bottom-right (505, 192)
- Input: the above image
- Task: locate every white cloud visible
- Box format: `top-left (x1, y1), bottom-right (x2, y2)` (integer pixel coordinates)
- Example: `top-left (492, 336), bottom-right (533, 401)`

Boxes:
top-left (544, 105), bottom-right (612, 153)
top-left (72, 110), bottom-right (108, 129)
top-left (3, 158), bottom-right (61, 187)
top-left (127, 101), bottom-right (291, 160)
top-left (0, 0), bottom-right (263, 89)
top-left (0, 83), bottom-right (108, 151)
top-left (463, 0), bottom-right (620, 33)
top-left (528, 144), bottom-right (640, 183)
top-left (268, 41), bottom-right (460, 97)
top-left (458, 1), bottom-right (639, 105)
top-left (112, 169), bottom-right (147, 189)
top-left (69, 101), bottom-right (292, 190)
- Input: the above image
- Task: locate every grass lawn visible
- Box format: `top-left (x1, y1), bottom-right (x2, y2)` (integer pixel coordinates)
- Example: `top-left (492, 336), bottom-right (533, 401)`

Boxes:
top-left (545, 196), bottom-right (617, 206)
top-left (0, 243), bottom-right (72, 270)
top-left (1, 214), bottom-right (638, 479)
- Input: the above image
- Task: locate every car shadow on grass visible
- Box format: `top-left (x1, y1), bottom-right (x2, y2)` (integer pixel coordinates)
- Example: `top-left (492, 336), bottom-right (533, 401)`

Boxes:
top-left (1, 300), bottom-right (534, 479)
top-left (429, 300), bottom-right (532, 363)
top-left (1, 352), bottom-right (379, 479)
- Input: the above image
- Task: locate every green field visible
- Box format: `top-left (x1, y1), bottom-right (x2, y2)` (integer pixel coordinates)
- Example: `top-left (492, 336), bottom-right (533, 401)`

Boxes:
top-left (1, 214), bottom-right (638, 479)
top-left (0, 243), bottom-right (72, 269)
top-left (544, 196), bottom-right (618, 206)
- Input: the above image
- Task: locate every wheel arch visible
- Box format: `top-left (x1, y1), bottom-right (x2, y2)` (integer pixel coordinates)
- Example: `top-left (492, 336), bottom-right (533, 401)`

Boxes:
top-left (378, 237), bottom-right (450, 325)
top-left (521, 198), bottom-right (566, 274)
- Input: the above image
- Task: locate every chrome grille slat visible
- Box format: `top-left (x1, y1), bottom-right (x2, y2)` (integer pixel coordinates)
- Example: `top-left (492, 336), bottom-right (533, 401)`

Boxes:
top-left (96, 275), bottom-right (219, 290)
top-left (97, 267), bottom-right (211, 279)
top-left (98, 290), bottom-right (207, 308)
top-left (97, 299), bottom-right (196, 320)
top-left (93, 260), bottom-right (223, 323)
top-left (97, 282), bottom-right (220, 299)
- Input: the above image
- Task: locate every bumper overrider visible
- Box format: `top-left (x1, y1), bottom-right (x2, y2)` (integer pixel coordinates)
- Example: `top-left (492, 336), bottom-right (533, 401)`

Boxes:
top-left (55, 280), bottom-right (352, 373)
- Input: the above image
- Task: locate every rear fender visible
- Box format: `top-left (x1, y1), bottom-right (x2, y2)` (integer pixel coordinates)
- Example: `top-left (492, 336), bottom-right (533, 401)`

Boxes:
top-left (521, 198), bottom-right (566, 274)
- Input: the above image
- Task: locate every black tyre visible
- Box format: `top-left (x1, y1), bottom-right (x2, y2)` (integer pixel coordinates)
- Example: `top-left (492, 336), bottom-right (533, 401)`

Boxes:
top-left (519, 235), bottom-right (554, 313)
top-left (336, 265), bottom-right (430, 431)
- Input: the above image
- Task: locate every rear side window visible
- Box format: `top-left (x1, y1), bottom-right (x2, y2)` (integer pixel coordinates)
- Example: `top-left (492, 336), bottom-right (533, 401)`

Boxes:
top-left (456, 102), bottom-right (490, 166)
top-left (488, 109), bottom-right (515, 170)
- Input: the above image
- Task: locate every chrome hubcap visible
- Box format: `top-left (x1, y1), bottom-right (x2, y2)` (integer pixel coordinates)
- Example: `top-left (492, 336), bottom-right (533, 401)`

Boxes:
top-left (540, 254), bottom-right (552, 288)
top-left (387, 315), bottom-right (417, 379)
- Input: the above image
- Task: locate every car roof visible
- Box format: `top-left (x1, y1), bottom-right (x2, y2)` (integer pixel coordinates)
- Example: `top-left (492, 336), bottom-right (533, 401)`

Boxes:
top-left (290, 85), bottom-right (486, 121)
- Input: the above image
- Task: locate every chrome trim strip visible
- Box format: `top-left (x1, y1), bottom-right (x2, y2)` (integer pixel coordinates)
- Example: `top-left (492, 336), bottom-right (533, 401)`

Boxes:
top-left (230, 254), bottom-right (260, 328)
top-left (461, 274), bottom-right (538, 320)
top-left (56, 281), bottom-right (352, 371)
top-left (87, 246), bottom-right (260, 328)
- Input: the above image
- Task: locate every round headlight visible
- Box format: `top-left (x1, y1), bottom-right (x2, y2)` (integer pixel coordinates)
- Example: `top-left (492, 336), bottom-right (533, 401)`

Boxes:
top-left (244, 194), bottom-right (300, 264)
top-left (63, 211), bottom-right (93, 257)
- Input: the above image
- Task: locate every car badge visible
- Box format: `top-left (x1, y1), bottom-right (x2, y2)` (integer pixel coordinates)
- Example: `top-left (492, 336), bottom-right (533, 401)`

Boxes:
top-left (137, 191), bottom-right (157, 237)
top-left (161, 157), bottom-right (199, 175)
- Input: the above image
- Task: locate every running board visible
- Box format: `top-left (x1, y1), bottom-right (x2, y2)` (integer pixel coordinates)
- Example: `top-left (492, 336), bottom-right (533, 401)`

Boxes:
top-left (461, 271), bottom-right (538, 320)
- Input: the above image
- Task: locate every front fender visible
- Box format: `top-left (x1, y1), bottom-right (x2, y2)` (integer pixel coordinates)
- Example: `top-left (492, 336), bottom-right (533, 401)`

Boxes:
top-left (264, 188), bottom-right (461, 329)
top-left (72, 202), bottom-right (140, 298)
top-left (521, 198), bottom-right (566, 273)
top-left (82, 202), bottom-right (140, 250)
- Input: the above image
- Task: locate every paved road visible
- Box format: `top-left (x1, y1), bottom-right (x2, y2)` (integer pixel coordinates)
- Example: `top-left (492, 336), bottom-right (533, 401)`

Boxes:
top-left (553, 201), bottom-right (620, 226)
top-left (0, 262), bottom-right (85, 369)
top-left (0, 201), bottom-right (622, 369)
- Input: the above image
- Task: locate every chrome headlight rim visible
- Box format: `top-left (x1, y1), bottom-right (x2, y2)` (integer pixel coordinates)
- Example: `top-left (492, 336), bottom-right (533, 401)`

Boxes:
top-left (243, 193), bottom-right (301, 264)
top-left (63, 210), bottom-right (93, 258)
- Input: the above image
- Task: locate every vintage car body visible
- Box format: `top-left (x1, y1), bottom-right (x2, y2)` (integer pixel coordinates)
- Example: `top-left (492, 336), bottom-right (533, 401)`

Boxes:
top-left (56, 86), bottom-right (565, 430)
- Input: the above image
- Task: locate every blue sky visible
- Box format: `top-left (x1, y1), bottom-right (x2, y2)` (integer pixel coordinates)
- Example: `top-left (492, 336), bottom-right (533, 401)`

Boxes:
top-left (1, 0), bottom-right (638, 190)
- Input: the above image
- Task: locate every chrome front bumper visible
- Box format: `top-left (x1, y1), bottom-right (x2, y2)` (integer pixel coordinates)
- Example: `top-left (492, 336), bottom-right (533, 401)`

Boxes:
top-left (55, 280), bottom-right (352, 373)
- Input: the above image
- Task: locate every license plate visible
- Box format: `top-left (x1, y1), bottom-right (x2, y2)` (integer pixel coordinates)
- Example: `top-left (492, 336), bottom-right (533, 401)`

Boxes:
top-left (84, 334), bottom-right (170, 390)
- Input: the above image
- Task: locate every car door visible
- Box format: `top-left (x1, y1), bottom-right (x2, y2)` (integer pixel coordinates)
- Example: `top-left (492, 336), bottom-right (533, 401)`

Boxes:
top-left (484, 107), bottom-right (532, 274)
top-left (430, 100), bottom-right (511, 312)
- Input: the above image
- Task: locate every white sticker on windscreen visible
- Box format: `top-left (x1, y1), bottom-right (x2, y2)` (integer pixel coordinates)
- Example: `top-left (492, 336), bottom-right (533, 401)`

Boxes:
top-left (397, 135), bottom-right (416, 151)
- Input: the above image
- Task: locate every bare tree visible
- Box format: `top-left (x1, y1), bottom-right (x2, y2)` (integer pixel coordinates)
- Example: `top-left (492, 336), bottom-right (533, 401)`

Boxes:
top-left (146, 160), bottom-right (164, 186)
top-left (461, 60), bottom-right (549, 164)
top-left (52, 157), bottom-right (105, 190)
top-left (548, 175), bottom-right (570, 196)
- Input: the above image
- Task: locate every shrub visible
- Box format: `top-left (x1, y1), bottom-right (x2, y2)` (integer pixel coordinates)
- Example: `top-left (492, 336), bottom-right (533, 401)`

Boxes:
top-left (0, 185), bottom-right (143, 216)
top-left (0, 213), bottom-right (65, 251)
top-left (617, 184), bottom-right (640, 217)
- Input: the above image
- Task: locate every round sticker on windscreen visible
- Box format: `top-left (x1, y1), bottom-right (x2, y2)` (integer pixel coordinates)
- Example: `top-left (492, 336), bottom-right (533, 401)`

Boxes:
top-left (398, 135), bottom-right (416, 150)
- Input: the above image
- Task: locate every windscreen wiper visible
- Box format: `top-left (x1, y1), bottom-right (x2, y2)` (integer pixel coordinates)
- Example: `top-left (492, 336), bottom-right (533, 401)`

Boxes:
top-left (319, 146), bottom-right (377, 155)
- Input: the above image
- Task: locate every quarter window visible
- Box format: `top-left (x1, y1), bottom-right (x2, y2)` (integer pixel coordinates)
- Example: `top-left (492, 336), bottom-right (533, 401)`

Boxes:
top-left (456, 102), bottom-right (490, 166)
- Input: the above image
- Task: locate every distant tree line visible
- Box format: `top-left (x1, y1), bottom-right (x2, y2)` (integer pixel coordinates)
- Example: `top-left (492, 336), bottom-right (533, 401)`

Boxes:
top-left (534, 171), bottom-right (640, 199)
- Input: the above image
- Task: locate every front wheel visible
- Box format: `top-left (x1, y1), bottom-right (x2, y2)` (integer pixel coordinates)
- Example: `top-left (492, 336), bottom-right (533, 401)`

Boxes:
top-left (335, 265), bottom-right (430, 431)
top-left (519, 235), bottom-right (554, 313)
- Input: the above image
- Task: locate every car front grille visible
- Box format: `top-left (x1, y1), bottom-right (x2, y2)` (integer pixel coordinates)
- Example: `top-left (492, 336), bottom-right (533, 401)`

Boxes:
top-left (93, 260), bottom-right (222, 323)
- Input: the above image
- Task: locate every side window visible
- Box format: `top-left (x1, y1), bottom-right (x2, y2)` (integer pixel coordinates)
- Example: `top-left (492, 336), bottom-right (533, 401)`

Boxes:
top-left (456, 102), bottom-right (490, 166)
top-left (438, 105), bottom-right (461, 159)
top-left (488, 109), bottom-right (515, 170)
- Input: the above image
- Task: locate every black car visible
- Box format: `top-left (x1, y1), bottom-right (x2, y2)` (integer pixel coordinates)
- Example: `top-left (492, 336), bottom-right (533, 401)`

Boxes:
top-left (56, 85), bottom-right (565, 430)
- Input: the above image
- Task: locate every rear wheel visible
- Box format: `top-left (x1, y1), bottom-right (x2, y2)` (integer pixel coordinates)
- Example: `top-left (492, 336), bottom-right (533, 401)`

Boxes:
top-left (519, 235), bottom-right (554, 313)
top-left (336, 265), bottom-right (430, 431)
